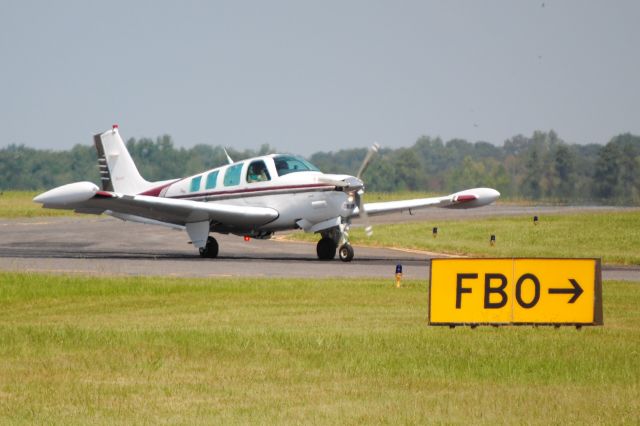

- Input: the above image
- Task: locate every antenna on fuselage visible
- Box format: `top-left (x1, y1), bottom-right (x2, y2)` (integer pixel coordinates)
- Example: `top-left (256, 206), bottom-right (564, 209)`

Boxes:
top-left (223, 148), bottom-right (234, 165)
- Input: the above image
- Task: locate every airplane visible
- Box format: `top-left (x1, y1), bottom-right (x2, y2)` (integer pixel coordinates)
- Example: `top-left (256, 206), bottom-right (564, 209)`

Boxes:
top-left (33, 125), bottom-right (500, 261)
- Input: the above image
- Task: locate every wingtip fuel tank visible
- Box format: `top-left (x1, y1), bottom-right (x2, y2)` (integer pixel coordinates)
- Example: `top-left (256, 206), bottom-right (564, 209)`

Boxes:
top-left (33, 181), bottom-right (100, 205)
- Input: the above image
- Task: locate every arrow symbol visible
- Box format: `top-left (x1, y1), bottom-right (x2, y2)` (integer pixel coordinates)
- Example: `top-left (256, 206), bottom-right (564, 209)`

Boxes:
top-left (548, 279), bottom-right (583, 303)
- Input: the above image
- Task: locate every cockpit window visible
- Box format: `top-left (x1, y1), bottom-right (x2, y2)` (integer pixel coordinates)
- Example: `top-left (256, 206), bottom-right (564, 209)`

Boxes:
top-left (274, 155), bottom-right (320, 176)
top-left (247, 160), bottom-right (271, 183)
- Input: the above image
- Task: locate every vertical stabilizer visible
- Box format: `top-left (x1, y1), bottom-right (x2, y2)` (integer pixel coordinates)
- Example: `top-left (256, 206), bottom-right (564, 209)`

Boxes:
top-left (94, 125), bottom-right (152, 194)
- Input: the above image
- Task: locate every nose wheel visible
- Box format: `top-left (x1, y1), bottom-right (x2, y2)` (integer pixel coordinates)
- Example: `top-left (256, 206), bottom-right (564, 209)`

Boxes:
top-left (316, 224), bottom-right (355, 262)
top-left (338, 243), bottom-right (354, 262)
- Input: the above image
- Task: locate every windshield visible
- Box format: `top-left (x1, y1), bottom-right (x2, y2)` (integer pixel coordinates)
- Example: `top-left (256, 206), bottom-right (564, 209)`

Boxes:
top-left (274, 155), bottom-right (321, 176)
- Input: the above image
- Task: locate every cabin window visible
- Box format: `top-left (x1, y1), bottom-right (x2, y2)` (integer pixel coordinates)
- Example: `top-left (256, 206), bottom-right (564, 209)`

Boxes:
top-left (246, 160), bottom-right (271, 183)
top-left (190, 176), bottom-right (202, 192)
top-left (223, 163), bottom-right (243, 186)
top-left (274, 155), bottom-right (320, 176)
top-left (205, 170), bottom-right (218, 189)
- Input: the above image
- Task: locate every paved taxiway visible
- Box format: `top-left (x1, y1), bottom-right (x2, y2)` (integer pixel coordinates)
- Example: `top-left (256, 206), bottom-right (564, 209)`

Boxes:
top-left (0, 205), bottom-right (638, 281)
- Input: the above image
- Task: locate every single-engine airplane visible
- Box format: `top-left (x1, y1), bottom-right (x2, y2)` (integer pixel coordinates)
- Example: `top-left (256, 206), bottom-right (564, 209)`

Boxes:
top-left (34, 125), bottom-right (500, 261)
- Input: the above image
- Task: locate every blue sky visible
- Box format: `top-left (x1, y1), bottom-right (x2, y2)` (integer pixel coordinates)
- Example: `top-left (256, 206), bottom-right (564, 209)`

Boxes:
top-left (1, 0), bottom-right (638, 155)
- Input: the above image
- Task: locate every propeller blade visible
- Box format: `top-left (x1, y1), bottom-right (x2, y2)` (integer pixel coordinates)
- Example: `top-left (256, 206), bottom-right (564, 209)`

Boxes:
top-left (352, 143), bottom-right (378, 237)
top-left (356, 190), bottom-right (373, 237)
top-left (356, 143), bottom-right (380, 179)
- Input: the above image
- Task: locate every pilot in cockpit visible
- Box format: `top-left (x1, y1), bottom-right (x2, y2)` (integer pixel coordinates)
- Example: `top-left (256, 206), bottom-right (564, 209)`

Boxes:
top-left (247, 161), bottom-right (270, 183)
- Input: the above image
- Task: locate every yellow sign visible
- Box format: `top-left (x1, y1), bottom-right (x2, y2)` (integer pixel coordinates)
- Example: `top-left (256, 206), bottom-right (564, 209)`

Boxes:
top-left (429, 258), bottom-right (603, 326)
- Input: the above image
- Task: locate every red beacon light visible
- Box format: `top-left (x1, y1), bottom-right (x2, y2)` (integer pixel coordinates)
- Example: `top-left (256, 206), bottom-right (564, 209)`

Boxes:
top-left (243, 236), bottom-right (251, 242)
top-left (112, 124), bottom-right (119, 130)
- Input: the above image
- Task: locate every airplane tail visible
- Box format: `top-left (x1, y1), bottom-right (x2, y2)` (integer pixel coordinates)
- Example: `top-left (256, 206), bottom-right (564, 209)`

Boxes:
top-left (94, 125), bottom-right (153, 194)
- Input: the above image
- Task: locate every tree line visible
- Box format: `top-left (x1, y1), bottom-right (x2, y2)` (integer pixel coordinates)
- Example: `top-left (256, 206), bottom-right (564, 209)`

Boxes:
top-left (1, 130), bottom-right (639, 205)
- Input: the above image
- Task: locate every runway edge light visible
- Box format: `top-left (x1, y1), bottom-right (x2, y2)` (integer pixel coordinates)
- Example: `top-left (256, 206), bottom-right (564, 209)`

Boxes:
top-left (427, 258), bottom-right (603, 328)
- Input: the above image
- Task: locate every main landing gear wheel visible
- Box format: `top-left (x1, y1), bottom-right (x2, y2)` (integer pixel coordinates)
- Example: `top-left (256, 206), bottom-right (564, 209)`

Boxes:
top-left (199, 236), bottom-right (219, 258)
top-left (316, 237), bottom-right (336, 260)
top-left (338, 243), bottom-right (354, 262)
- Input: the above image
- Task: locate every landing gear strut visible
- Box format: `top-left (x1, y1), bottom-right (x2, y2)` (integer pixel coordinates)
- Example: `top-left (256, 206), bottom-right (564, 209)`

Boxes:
top-left (316, 222), bottom-right (355, 262)
top-left (199, 236), bottom-right (219, 258)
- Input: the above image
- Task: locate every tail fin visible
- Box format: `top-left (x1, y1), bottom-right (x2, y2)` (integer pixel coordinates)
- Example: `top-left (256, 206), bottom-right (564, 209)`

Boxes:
top-left (94, 125), bottom-right (152, 194)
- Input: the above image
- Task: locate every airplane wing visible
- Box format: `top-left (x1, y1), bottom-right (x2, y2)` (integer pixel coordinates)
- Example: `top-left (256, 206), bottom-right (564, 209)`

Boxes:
top-left (34, 181), bottom-right (278, 228)
top-left (363, 187), bottom-right (500, 216)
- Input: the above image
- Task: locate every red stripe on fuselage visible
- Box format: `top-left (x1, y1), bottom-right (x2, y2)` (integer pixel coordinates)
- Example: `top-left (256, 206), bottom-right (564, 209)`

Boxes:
top-left (168, 183), bottom-right (335, 200)
top-left (138, 180), bottom-right (180, 196)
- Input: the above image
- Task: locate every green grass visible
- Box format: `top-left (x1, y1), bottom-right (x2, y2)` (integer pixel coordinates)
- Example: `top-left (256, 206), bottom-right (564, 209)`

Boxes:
top-left (0, 272), bottom-right (638, 424)
top-left (0, 191), bottom-right (75, 218)
top-left (290, 211), bottom-right (640, 265)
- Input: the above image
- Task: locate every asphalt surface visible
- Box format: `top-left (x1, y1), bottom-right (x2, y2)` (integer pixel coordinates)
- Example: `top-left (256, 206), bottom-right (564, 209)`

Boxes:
top-left (0, 216), bottom-right (432, 279)
top-left (0, 205), bottom-right (638, 281)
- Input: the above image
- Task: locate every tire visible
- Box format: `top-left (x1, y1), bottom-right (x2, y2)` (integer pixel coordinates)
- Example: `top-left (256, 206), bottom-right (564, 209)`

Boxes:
top-left (338, 243), bottom-right (354, 262)
top-left (316, 237), bottom-right (337, 260)
top-left (199, 236), bottom-right (219, 258)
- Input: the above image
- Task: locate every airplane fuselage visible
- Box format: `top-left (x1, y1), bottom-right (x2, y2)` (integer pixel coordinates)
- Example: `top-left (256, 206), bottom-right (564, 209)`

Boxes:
top-left (139, 154), bottom-right (356, 235)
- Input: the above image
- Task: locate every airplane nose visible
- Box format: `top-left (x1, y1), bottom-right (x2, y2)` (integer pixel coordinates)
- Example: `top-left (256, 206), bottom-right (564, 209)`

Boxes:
top-left (343, 176), bottom-right (364, 192)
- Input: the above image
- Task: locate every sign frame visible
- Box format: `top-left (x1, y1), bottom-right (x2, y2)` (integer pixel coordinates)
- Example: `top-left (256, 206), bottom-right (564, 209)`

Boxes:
top-left (428, 258), bottom-right (603, 327)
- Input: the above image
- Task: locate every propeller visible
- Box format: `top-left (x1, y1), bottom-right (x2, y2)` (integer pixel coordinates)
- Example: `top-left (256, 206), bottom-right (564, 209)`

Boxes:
top-left (355, 143), bottom-right (379, 237)
top-left (354, 189), bottom-right (372, 236)
top-left (315, 143), bottom-right (379, 237)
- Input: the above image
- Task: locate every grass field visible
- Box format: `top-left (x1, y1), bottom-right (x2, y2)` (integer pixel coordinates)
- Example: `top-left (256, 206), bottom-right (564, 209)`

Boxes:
top-left (0, 191), bottom-right (75, 218)
top-left (289, 210), bottom-right (640, 265)
top-left (0, 272), bottom-right (638, 424)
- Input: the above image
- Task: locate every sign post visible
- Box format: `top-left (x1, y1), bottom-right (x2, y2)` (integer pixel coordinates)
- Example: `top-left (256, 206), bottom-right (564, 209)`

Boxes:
top-left (428, 258), bottom-right (603, 326)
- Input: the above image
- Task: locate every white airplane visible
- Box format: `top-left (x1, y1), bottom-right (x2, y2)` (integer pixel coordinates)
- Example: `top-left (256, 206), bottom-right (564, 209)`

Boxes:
top-left (34, 125), bottom-right (500, 261)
